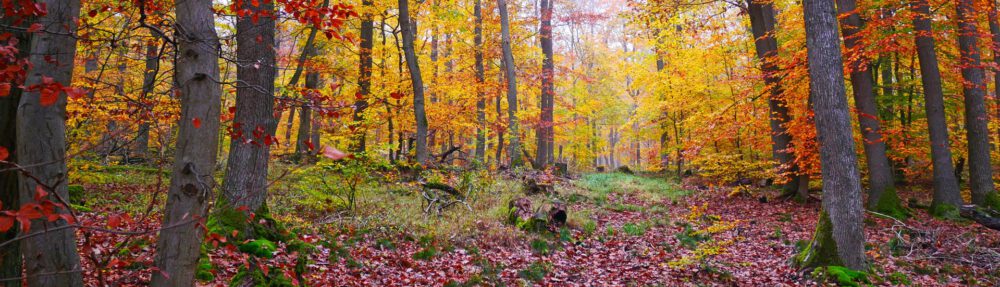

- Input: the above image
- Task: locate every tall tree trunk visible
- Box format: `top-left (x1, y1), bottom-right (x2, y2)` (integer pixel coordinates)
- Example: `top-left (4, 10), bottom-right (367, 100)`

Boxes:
top-left (15, 1), bottom-right (83, 286)
top-left (746, 0), bottom-right (802, 195)
top-left (296, 73), bottom-right (319, 157)
top-left (990, 0), bottom-right (1000, 152)
top-left (222, 0), bottom-right (278, 220)
top-left (134, 38), bottom-right (160, 159)
top-left (0, 8), bottom-right (30, 286)
top-left (399, 0), bottom-right (429, 164)
top-left (283, 0), bottom-right (326, 149)
top-left (151, 0), bottom-right (223, 285)
top-left (911, 0), bottom-right (964, 214)
top-left (798, 0), bottom-right (866, 270)
top-left (536, 0), bottom-right (555, 169)
top-left (956, 0), bottom-right (999, 208)
top-left (474, 0), bottom-right (487, 164)
top-left (836, 0), bottom-right (899, 211)
top-left (499, 0), bottom-right (523, 167)
top-left (352, 0), bottom-right (375, 153)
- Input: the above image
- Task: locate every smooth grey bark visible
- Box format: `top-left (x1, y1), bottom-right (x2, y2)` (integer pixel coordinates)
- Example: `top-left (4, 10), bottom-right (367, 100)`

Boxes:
top-left (399, 0), bottom-right (429, 164)
top-left (536, 0), bottom-right (555, 168)
top-left (801, 0), bottom-right (867, 270)
top-left (222, 0), bottom-right (278, 215)
top-left (151, 0), bottom-right (223, 285)
top-left (0, 9), bottom-right (30, 286)
top-left (990, 0), bottom-right (1000, 151)
top-left (15, 0), bottom-right (83, 286)
top-left (352, 0), bottom-right (375, 153)
top-left (956, 0), bottom-right (998, 206)
top-left (499, 0), bottom-right (523, 167)
top-left (911, 0), bottom-right (964, 212)
top-left (835, 0), bottom-right (896, 209)
top-left (746, 0), bottom-right (803, 197)
top-left (474, 0), bottom-right (487, 163)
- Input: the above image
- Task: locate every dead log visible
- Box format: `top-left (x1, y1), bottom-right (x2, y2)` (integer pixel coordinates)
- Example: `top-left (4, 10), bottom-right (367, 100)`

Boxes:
top-left (507, 198), bottom-right (568, 232)
top-left (523, 177), bottom-right (554, 195)
top-left (548, 202), bottom-right (566, 227)
top-left (436, 145), bottom-right (462, 163)
top-left (421, 181), bottom-right (470, 215)
top-left (615, 165), bottom-right (634, 174)
top-left (961, 205), bottom-right (1000, 231)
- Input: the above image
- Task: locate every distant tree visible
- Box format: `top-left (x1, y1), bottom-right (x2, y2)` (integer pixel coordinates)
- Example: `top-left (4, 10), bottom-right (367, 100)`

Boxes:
top-left (352, 0), bottom-right (375, 153)
top-left (399, 0), bottom-right (429, 164)
top-left (474, 0), bottom-right (487, 164)
top-left (797, 0), bottom-right (867, 270)
top-left (499, 0), bottom-right (523, 168)
top-left (536, 0), bottom-right (555, 168)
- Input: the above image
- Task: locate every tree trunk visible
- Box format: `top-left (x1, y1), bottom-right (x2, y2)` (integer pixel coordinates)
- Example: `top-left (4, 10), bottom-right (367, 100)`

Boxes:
top-left (798, 0), bottom-right (866, 270)
top-left (835, 0), bottom-right (898, 210)
top-left (911, 0), bottom-right (964, 214)
top-left (151, 0), bottom-right (223, 285)
top-left (474, 0), bottom-right (487, 164)
top-left (990, 0), bottom-right (1000, 152)
top-left (536, 0), bottom-right (555, 169)
top-left (956, 0), bottom-right (999, 208)
top-left (352, 0), bottom-right (375, 153)
top-left (134, 39), bottom-right (159, 158)
top-left (15, 1), bottom-right (83, 286)
top-left (499, 0), bottom-right (523, 168)
top-left (746, 0), bottom-right (801, 194)
top-left (0, 8), bottom-right (30, 285)
top-left (222, 0), bottom-right (278, 219)
top-left (399, 0), bottom-right (429, 164)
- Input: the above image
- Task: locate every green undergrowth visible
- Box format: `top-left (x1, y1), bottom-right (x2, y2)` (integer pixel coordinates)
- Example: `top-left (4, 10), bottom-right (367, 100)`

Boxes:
top-left (872, 187), bottom-right (909, 220)
top-left (576, 172), bottom-right (688, 204)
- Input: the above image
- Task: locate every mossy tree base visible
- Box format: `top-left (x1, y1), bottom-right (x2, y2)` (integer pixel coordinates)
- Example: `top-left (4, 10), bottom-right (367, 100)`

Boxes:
top-left (871, 187), bottom-right (908, 220)
top-left (794, 211), bottom-right (843, 269)
top-left (930, 202), bottom-right (961, 219)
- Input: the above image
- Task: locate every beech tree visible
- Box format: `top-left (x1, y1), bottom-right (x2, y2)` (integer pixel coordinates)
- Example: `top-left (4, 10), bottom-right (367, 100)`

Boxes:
top-left (536, 0), bottom-right (555, 168)
top-left (15, 0), bottom-right (84, 285)
top-left (399, 0), bottom-right (429, 164)
top-left (910, 0), bottom-right (964, 215)
top-left (955, 0), bottom-right (999, 209)
top-left (499, 0), bottom-right (523, 168)
top-left (797, 0), bottom-right (867, 270)
top-left (151, 0), bottom-right (224, 285)
top-left (835, 0), bottom-right (900, 213)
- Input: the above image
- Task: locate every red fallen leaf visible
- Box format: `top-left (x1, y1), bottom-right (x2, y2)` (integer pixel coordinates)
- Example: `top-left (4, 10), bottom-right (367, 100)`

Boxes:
top-left (192, 117), bottom-right (202, 128)
top-left (321, 146), bottom-right (347, 160)
top-left (0, 146), bottom-right (8, 161)
top-left (27, 23), bottom-right (42, 33)
top-left (107, 214), bottom-right (122, 228)
top-left (0, 83), bottom-right (10, 97)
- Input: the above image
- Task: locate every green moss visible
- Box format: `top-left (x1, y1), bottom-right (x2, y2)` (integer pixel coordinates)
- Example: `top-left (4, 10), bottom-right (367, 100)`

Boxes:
top-left (886, 271), bottom-right (911, 285)
top-left (238, 239), bottom-right (277, 258)
top-left (70, 203), bottom-right (91, 212)
top-left (818, 266), bottom-right (869, 287)
top-left (795, 211), bottom-right (843, 269)
top-left (412, 247), bottom-right (438, 261)
top-left (872, 187), bottom-right (908, 219)
top-left (930, 202), bottom-right (960, 219)
top-left (209, 198), bottom-right (291, 243)
top-left (984, 192), bottom-right (1000, 212)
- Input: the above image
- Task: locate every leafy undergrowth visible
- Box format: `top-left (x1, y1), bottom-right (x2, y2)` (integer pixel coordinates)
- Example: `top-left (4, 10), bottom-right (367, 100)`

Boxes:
top-left (71, 168), bottom-right (1000, 286)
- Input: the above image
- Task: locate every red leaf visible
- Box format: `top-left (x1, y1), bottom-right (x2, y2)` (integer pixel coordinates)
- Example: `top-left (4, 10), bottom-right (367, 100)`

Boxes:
top-left (39, 87), bottom-right (58, 106)
top-left (390, 92), bottom-right (404, 100)
top-left (33, 185), bottom-right (47, 202)
top-left (0, 146), bottom-right (8, 161)
top-left (0, 216), bottom-right (13, 232)
top-left (27, 23), bottom-right (42, 33)
top-left (192, 117), bottom-right (202, 128)
top-left (107, 214), bottom-right (122, 228)
top-left (0, 83), bottom-right (10, 97)
top-left (321, 146), bottom-right (347, 160)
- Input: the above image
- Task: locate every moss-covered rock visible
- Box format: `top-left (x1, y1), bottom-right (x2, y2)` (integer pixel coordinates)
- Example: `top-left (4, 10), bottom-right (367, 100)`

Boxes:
top-left (230, 266), bottom-right (295, 287)
top-left (196, 257), bottom-right (215, 282)
top-left (795, 211), bottom-right (843, 269)
top-left (815, 266), bottom-right (869, 287)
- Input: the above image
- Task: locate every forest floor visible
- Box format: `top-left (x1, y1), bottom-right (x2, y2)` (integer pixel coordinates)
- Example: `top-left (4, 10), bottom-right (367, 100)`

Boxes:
top-left (68, 163), bottom-right (1000, 286)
